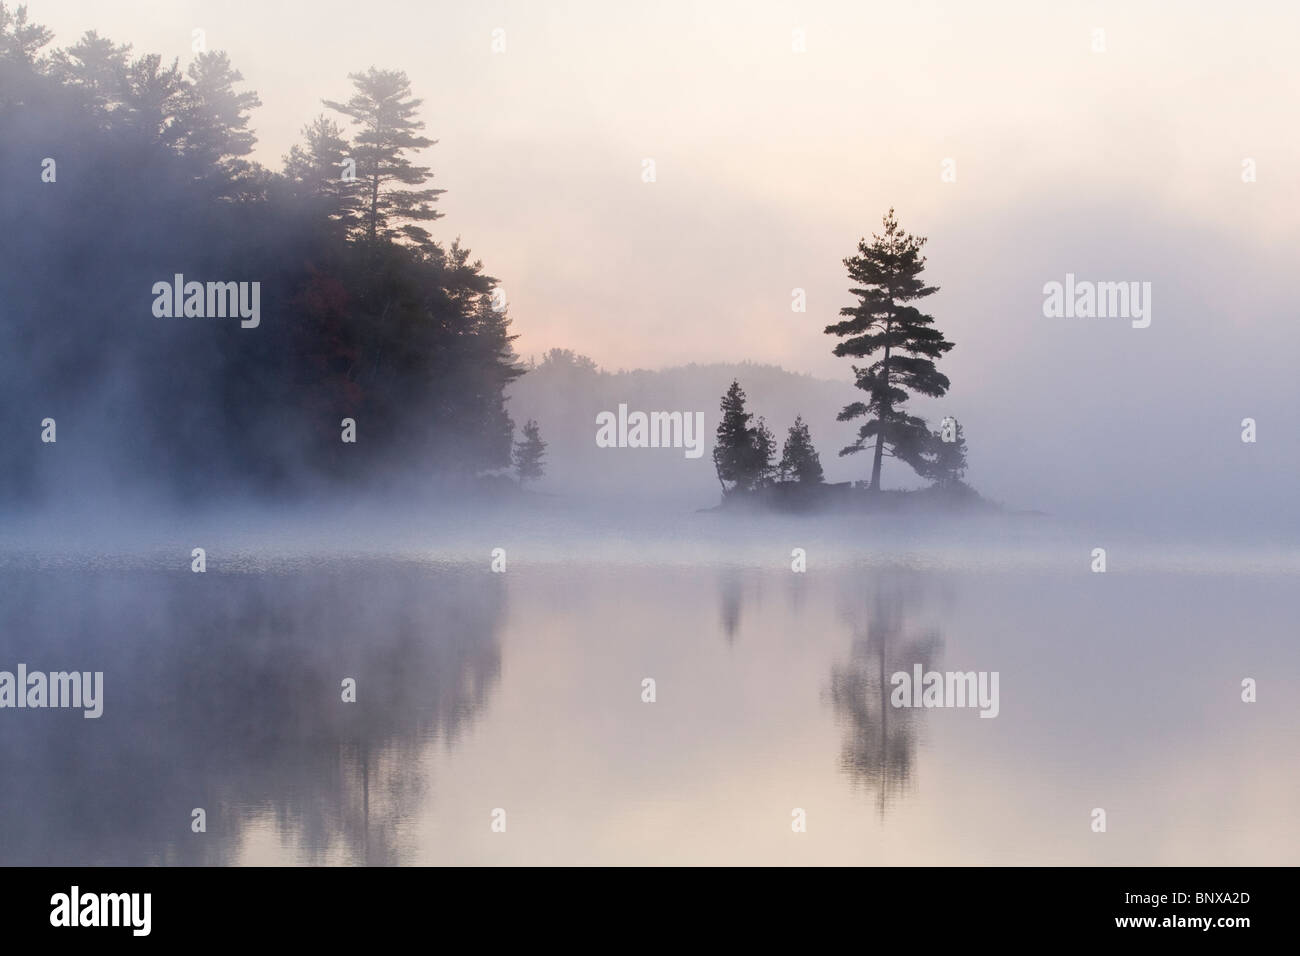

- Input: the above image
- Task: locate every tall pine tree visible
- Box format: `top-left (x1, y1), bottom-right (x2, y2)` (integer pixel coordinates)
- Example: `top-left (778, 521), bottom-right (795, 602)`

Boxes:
top-left (825, 209), bottom-right (954, 491)
top-left (179, 50), bottom-right (261, 192)
top-left (323, 68), bottom-right (444, 247)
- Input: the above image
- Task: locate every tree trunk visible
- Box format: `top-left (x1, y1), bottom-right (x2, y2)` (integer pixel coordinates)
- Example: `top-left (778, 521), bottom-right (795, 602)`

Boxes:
top-left (369, 173), bottom-right (379, 241)
top-left (870, 425), bottom-right (885, 492)
top-left (870, 330), bottom-right (892, 493)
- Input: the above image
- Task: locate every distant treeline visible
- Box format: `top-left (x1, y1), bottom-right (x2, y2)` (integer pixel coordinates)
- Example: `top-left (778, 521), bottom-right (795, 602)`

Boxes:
top-left (507, 351), bottom-right (871, 500)
top-left (0, 4), bottom-right (521, 504)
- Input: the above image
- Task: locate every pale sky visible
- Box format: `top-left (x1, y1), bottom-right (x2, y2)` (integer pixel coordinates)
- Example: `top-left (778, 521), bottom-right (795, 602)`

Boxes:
top-left (34, 1), bottom-right (1299, 366)
top-left (29, 1), bottom-right (1300, 522)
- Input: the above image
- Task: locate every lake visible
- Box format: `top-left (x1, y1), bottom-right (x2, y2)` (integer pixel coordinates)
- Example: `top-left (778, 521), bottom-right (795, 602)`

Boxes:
top-left (1, 504), bottom-right (1296, 865)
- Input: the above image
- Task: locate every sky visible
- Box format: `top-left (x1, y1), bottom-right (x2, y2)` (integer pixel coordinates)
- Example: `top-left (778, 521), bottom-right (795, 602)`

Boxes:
top-left (25, 0), bottom-right (1300, 525)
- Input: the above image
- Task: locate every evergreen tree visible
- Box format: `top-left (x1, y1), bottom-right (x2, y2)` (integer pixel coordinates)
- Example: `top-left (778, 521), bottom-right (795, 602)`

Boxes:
top-left (323, 68), bottom-right (444, 246)
top-left (825, 209), bottom-right (954, 491)
top-left (119, 52), bottom-right (187, 149)
top-left (48, 31), bottom-right (131, 121)
top-left (538, 348), bottom-right (599, 374)
top-left (0, 3), bottom-right (51, 66)
top-left (282, 114), bottom-right (360, 230)
top-left (779, 416), bottom-right (824, 484)
top-left (712, 382), bottom-right (776, 494)
top-left (922, 418), bottom-right (968, 488)
top-left (713, 380), bottom-right (756, 493)
top-left (513, 420), bottom-right (546, 486)
top-left (446, 289), bottom-right (524, 474)
top-left (179, 50), bottom-right (262, 191)
top-left (752, 417), bottom-right (777, 488)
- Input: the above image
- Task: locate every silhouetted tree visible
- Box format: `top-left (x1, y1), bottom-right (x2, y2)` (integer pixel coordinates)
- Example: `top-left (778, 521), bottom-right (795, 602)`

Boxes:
top-left (825, 210), bottom-right (954, 491)
top-left (779, 416), bottom-right (824, 484)
top-left (753, 417), bottom-right (776, 487)
top-left (538, 348), bottom-right (599, 374)
top-left (922, 418), bottom-right (968, 488)
top-left (323, 68), bottom-right (443, 247)
top-left (179, 51), bottom-right (261, 192)
top-left (513, 420), bottom-right (546, 486)
top-left (713, 380), bottom-right (770, 494)
top-left (48, 30), bottom-right (130, 120)
top-left (0, 3), bottom-right (50, 66)
top-left (282, 114), bottom-right (358, 231)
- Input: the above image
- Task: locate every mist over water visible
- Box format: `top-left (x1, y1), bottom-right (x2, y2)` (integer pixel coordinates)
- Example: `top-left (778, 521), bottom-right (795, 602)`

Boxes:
top-left (3, 1), bottom-right (1297, 872)
top-left (1, 537), bottom-right (1295, 865)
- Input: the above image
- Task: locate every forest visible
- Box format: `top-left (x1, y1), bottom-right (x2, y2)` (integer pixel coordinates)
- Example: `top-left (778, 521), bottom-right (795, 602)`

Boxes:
top-left (1, 3), bottom-right (981, 515)
top-left (0, 3), bottom-right (523, 505)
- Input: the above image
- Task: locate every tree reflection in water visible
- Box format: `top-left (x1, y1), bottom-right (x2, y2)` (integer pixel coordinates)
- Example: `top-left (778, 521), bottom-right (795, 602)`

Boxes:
top-left (828, 571), bottom-right (943, 815)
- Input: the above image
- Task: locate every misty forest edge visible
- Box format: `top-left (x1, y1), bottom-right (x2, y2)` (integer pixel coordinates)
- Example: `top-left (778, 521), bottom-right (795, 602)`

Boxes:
top-left (1, 6), bottom-right (991, 515)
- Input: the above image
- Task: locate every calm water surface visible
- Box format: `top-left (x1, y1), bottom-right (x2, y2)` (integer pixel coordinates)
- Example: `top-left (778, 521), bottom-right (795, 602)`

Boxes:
top-left (0, 512), bottom-right (1296, 865)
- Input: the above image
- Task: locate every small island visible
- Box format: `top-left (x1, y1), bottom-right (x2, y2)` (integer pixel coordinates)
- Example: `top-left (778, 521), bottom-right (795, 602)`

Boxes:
top-left (708, 211), bottom-right (992, 515)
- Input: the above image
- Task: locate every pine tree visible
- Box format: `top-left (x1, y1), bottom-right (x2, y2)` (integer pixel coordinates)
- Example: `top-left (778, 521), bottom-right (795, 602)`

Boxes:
top-left (282, 114), bottom-right (359, 229)
top-left (923, 418), bottom-right (968, 488)
top-left (513, 419), bottom-right (546, 487)
top-left (825, 209), bottom-right (954, 491)
top-left (323, 68), bottom-right (444, 246)
top-left (752, 417), bottom-right (776, 488)
top-left (459, 292), bottom-right (524, 473)
top-left (713, 380), bottom-right (756, 493)
top-left (713, 382), bottom-right (778, 494)
top-left (779, 416), bottom-right (824, 484)
top-left (179, 50), bottom-right (261, 186)
top-left (0, 3), bottom-right (52, 66)
top-left (119, 52), bottom-right (187, 149)
top-left (48, 31), bottom-right (132, 121)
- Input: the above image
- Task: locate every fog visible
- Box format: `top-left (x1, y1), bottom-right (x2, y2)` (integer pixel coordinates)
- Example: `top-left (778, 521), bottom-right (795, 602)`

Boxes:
top-left (3, 553), bottom-right (1295, 865)
top-left (1, 1), bottom-right (1296, 871)
top-left (3, 2), bottom-right (1296, 539)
